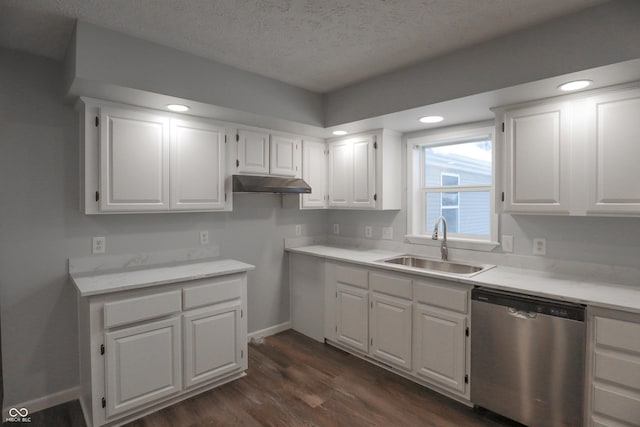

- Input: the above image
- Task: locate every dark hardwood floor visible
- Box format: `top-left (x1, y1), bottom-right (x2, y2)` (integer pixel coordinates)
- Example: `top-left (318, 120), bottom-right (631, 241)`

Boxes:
top-left (8, 330), bottom-right (520, 427)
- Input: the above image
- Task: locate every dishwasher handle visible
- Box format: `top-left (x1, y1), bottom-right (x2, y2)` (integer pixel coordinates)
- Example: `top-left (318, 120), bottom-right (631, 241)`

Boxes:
top-left (507, 307), bottom-right (537, 319)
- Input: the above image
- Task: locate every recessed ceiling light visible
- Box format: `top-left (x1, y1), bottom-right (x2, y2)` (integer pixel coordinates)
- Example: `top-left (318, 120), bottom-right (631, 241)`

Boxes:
top-left (166, 104), bottom-right (190, 112)
top-left (558, 80), bottom-right (592, 92)
top-left (332, 130), bottom-right (347, 136)
top-left (419, 115), bottom-right (444, 124)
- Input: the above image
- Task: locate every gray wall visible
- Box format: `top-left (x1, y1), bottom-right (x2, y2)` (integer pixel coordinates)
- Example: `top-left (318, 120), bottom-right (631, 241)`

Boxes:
top-left (0, 48), bottom-right (327, 407)
top-left (324, 0), bottom-right (640, 126)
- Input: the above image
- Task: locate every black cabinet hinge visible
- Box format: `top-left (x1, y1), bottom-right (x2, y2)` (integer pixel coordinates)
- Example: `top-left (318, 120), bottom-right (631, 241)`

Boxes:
top-left (373, 194), bottom-right (377, 201)
top-left (465, 374), bottom-right (469, 384)
top-left (236, 159), bottom-right (240, 167)
top-left (101, 397), bottom-right (106, 408)
top-left (241, 349), bottom-right (244, 358)
top-left (224, 192), bottom-right (227, 202)
top-left (95, 191), bottom-right (100, 202)
top-left (95, 116), bottom-right (99, 127)
top-left (465, 327), bottom-right (469, 337)
top-left (100, 344), bottom-right (104, 355)
top-left (225, 135), bottom-right (227, 143)
top-left (501, 192), bottom-right (505, 202)
top-left (236, 133), bottom-right (239, 142)
top-left (373, 142), bottom-right (378, 149)
top-left (335, 325), bottom-right (337, 333)
top-left (370, 301), bottom-right (373, 309)
top-left (241, 309), bottom-right (243, 318)
top-left (370, 338), bottom-right (373, 346)
top-left (501, 122), bottom-right (505, 132)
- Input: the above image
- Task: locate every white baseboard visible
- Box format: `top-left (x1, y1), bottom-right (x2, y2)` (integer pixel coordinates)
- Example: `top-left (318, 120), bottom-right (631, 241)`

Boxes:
top-left (3, 386), bottom-right (80, 418)
top-left (247, 321), bottom-right (291, 341)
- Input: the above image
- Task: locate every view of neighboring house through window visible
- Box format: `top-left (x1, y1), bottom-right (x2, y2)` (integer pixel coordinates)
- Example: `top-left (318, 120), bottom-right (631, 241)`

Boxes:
top-left (408, 125), bottom-right (496, 245)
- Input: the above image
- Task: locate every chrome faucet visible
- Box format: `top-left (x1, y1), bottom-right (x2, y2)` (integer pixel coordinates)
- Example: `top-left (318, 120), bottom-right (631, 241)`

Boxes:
top-left (432, 216), bottom-right (449, 261)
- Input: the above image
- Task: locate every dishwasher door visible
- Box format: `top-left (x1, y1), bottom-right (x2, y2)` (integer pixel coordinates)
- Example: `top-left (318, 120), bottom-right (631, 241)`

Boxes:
top-left (471, 288), bottom-right (585, 427)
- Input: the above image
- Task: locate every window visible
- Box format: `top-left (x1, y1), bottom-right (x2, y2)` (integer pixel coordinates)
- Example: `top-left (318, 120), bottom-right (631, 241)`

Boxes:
top-left (407, 125), bottom-right (497, 249)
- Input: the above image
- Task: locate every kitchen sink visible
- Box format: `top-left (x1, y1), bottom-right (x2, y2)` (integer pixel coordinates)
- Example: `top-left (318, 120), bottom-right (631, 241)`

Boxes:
top-left (378, 255), bottom-right (494, 277)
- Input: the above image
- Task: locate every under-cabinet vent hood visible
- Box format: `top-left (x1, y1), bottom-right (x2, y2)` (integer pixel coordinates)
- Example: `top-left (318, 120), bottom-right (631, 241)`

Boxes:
top-left (232, 175), bottom-right (312, 194)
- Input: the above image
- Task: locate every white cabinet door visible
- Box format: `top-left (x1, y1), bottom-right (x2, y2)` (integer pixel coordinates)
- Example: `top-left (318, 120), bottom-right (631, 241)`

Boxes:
top-left (328, 140), bottom-right (351, 207)
top-left (586, 88), bottom-right (640, 214)
top-left (170, 119), bottom-right (226, 210)
top-left (183, 300), bottom-right (244, 388)
top-left (351, 135), bottom-right (376, 208)
top-left (328, 135), bottom-right (377, 209)
top-left (370, 293), bottom-right (412, 371)
top-left (301, 140), bottom-right (328, 209)
top-left (104, 317), bottom-right (181, 418)
top-left (336, 284), bottom-right (369, 353)
top-left (270, 135), bottom-right (300, 177)
top-left (503, 102), bottom-right (571, 214)
top-left (99, 107), bottom-right (170, 211)
top-left (413, 304), bottom-right (466, 394)
top-left (237, 129), bottom-right (269, 174)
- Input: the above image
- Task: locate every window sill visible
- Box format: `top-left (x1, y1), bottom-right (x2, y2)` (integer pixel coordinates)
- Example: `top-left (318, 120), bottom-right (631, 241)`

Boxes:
top-left (405, 234), bottom-right (500, 252)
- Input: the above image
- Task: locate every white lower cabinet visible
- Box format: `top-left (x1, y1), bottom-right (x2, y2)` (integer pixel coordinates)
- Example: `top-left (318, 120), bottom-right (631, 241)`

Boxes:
top-left (323, 261), bottom-right (470, 401)
top-left (78, 273), bottom-right (248, 427)
top-left (587, 307), bottom-right (640, 427)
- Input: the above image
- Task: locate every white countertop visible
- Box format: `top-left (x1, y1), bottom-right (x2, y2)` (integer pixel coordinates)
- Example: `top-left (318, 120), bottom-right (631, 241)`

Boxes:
top-left (287, 245), bottom-right (640, 314)
top-left (71, 258), bottom-right (255, 297)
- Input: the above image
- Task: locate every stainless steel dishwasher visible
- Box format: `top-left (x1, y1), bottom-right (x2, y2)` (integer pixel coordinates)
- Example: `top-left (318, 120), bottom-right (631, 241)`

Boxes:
top-left (471, 288), bottom-right (585, 427)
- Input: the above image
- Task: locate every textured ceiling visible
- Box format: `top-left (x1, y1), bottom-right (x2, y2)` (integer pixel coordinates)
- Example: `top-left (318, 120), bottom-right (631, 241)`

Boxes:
top-left (0, 0), bottom-right (608, 92)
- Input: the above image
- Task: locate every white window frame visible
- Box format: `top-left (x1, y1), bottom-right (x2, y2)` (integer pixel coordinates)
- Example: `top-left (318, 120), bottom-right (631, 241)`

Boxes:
top-left (406, 124), bottom-right (499, 251)
top-left (440, 173), bottom-right (460, 233)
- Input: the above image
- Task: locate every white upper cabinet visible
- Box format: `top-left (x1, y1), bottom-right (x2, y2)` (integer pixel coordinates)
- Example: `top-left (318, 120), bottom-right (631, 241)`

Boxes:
top-left (237, 129), bottom-right (269, 174)
top-left (327, 129), bottom-right (401, 210)
top-left (496, 83), bottom-right (640, 217)
top-left (585, 87), bottom-right (640, 214)
top-left (270, 134), bottom-right (301, 177)
top-left (170, 119), bottom-right (226, 210)
top-left (301, 139), bottom-right (328, 209)
top-left (501, 101), bottom-right (571, 214)
top-left (99, 107), bottom-right (171, 212)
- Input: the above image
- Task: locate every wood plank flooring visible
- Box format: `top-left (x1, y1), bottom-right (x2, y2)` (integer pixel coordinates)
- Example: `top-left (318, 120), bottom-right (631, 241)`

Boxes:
top-left (6, 330), bottom-right (520, 427)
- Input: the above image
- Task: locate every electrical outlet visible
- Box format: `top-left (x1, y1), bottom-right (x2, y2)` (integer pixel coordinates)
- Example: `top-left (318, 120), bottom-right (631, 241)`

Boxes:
top-left (382, 227), bottom-right (393, 240)
top-left (332, 224), bottom-right (340, 235)
top-left (365, 225), bottom-right (373, 238)
top-left (295, 224), bottom-right (302, 236)
top-left (533, 238), bottom-right (546, 256)
top-left (200, 230), bottom-right (209, 245)
top-left (502, 235), bottom-right (514, 253)
top-left (92, 237), bottom-right (105, 254)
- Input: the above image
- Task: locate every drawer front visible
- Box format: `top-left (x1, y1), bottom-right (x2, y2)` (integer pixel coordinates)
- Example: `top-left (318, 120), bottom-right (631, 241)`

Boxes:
top-left (104, 290), bottom-right (182, 328)
top-left (370, 272), bottom-right (412, 299)
top-left (595, 317), bottom-right (640, 354)
top-left (183, 277), bottom-right (242, 310)
top-left (335, 265), bottom-right (368, 289)
top-left (592, 385), bottom-right (640, 425)
top-left (594, 350), bottom-right (640, 391)
top-left (413, 280), bottom-right (468, 313)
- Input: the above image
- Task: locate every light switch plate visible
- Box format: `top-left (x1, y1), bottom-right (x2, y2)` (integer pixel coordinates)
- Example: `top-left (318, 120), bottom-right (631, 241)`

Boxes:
top-left (365, 225), bottom-right (373, 238)
top-left (92, 237), bottom-right (105, 254)
top-left (502, 235), bottom-right (513, 253)
top-left (333, 224), bottom-right (340, 234)
top-left (382, 227), bottom-right (393, 240)
top-left (295, 224), bottom-right (302, 236)
top-left (200, 230), bottom-right (209, 245)
top-left (533, 238), bottom-right (546, 256)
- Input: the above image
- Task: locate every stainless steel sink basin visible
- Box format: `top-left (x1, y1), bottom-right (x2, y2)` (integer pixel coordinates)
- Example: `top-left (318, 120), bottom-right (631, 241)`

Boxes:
top-left (378, 255), bottom-right (494, 277)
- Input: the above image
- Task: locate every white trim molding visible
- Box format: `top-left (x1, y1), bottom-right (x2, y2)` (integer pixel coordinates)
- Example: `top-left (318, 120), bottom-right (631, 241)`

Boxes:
top-left (3, 386), bottom-right (80, 418)
top-left (247, 321), bottom-right (291, 342)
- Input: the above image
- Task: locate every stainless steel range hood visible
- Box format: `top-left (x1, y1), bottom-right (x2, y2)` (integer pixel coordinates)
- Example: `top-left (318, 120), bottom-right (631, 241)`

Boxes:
top-left (232, 175), bottom-right (311, 194)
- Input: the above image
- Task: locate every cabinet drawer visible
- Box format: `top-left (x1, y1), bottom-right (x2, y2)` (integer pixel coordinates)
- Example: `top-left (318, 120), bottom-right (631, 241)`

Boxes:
top-left (370, 272), bottom-right (411, 299)
top-left (335, 265), bottom-right (368, 289)
top-left (413, 280), bottom-right (468, 313)
top-left (592, 384), bottom-right (640, 425)
top-left (183, 277), bottom-right (242, 310)
top-left (594, 350), bottom-right (640, 391)
top-left (595, 317), bottom-right (640, 354)
top-left (104, 290), bottom-right (182, 329)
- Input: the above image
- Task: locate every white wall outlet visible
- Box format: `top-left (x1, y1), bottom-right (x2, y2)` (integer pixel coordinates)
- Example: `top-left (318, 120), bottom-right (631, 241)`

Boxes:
top-left (92, 236), bottom-right (105, 254)
top-left (533, 238), bottom-right (546, 256)
top-left (200, 230), bottom-right (209, 245)
top-left (365, 225), bottom-right (373, 238)
top-left (295, 224), bottom-right (302, 236)
top-left (382, 227), bottom-right (393, 240)
top-left (332, 224), bottom-right (340, 234)
top-left (502, 235), bottom-right (514, 253)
